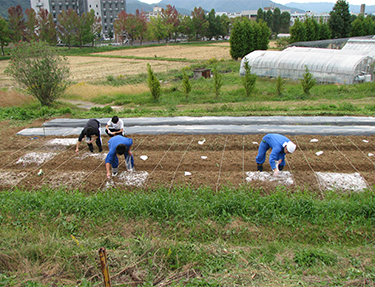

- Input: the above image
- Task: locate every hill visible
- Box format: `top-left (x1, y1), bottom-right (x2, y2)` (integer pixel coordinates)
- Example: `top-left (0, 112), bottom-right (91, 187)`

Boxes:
top-left (286, 2), bottom-right (375, 14)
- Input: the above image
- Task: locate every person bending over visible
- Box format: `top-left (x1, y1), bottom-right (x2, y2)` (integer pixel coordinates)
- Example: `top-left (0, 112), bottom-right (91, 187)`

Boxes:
top-left (76, 118), bottom-right (102, 154)
top-left (105, 135), bottom-right (134, 179)
top-left (255, 133), bottom-right (296, 177)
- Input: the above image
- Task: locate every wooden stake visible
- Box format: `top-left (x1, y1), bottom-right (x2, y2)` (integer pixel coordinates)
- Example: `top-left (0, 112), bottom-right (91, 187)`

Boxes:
top-left (99, 247), bottom-right (111, 287)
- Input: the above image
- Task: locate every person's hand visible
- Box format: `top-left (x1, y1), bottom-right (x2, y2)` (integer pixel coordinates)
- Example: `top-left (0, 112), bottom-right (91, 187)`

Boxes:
top-left (273, 169), bottom-right (279, 177)
top-left (75, 148), bottom-right (79, 154)
top-left (107, 171), bottom-right (111, 179)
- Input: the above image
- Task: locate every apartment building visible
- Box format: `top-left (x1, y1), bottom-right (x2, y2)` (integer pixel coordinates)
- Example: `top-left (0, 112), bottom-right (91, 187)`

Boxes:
top-left (30, 0), bottom-right (126, 38)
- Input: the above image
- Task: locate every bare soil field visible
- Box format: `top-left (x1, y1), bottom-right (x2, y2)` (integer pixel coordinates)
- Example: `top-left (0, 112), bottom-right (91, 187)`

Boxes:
top-left (2, 121), bottom-right (375, 193)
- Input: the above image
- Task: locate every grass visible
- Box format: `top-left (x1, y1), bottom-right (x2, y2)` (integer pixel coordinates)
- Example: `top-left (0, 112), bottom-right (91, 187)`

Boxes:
top-left (1, 42), bottom-right (375, 286)
top-left (1, 187), bottom-right (375, 286)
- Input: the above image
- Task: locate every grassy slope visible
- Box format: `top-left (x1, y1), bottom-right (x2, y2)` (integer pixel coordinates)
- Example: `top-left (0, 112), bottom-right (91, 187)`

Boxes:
top-left (1, 42), bottom-right (375, 286)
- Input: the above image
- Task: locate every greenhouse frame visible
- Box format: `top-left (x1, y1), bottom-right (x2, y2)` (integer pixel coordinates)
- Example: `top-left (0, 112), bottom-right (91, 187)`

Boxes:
top-left (240, 36), bottom-right (375, 85)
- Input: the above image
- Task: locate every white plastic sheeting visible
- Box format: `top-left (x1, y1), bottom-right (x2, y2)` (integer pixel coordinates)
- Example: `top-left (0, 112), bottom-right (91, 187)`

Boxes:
top-left (240, 46), bottom-right (374, 85)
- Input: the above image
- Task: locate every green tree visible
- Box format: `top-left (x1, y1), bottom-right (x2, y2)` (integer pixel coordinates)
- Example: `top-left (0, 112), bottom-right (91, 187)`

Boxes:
top-left (350, 14), bottom-right (365, 36)
top-left (272, 8), bottom-right (281, 35)
top-left (148, 15), bottom-right (169, 43)
top-left (181, 70), bottom-right (191, 99)
top-left (242, 60), bottom-right (257, 97)
top-left (135, 9), bottom-right (148, 45)
top-left (304, 17), bottom-right (316, 41)
top-left (0, 17), bottom-right (11, 56)
top-left (363, 16), bottom-right (375, 35)
top-left (207, 9), bottom-right (219, 39)
top-left (191, 7), bottom-right (208, 40)
top-left (319, 17), bottom-right (331, 39)
top-left (265, 9), bottom-right (273, 29)
top-left (259, 20), bottom-right (270, 50)
top-left (81, 9), bottom-right (102, 46)
top-left (5, 41), bottom-right (70, 106)
top-left (256, 8), bottom-right (265, 22)
top-left (280, 11), bottom-right (291, 33)
top-left (229, 18), bottom-right (242, 60)
top-left (178, 15), bottom-right (194, 40)
top-left (290, 18), bottom-right (306, 43)
top-left (147, 63), bottom-right (161, 101)
top-left (328, 0), bottom-right (351, 38)
top-left (57, 8), bottom-right (79, 49)
top-left (300, 66), bottom-right (316, 95)
top-left (276, 75), bottom-right (286, 96)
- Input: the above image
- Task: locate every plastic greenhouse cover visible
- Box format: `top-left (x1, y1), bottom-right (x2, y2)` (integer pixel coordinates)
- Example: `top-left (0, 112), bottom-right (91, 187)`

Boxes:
top-left (16, 116), bottom-right (375, 136)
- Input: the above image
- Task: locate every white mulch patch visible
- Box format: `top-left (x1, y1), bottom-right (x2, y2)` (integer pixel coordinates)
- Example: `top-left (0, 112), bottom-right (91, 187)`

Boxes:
top-left (43, 171), bottom-right (87, 189)
top-left (316, 172), bottom-right (367, 192)
top-left (105, 171), bottom-right (149, 188)
top-left (245, 171), bottom-right (294, 186)
top-left (48, 138), bottom-right (77, 146)
top-left (16, 152), bottom-right (57, 166)
top-left (0, 171), bottom-right (28, 186)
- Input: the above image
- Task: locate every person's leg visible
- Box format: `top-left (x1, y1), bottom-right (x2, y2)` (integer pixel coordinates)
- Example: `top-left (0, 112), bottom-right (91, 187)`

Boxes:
top-left (255, 140), bottom-right (270, 171)
top-left (87, 143), bottom-right (94, 152)
top-left (111, 156), bottom-right (119, 176)
top-left (96, 137), bottom-right (103, 152)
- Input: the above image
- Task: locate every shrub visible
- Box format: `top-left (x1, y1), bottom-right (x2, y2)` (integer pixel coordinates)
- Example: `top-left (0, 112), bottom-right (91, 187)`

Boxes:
top-left (5, 41), bottom-right (70, 106)
top-left (300, 66), bottom-right (316, 95)
top-left (147, 63), bottom-right (161, 101)
top-left (212, 66), bottom-right (223, 98)
top-left (182, 70), bottom-right (191, 99)
top-left (242, 60), bottom-right (257, 97)
top-left (276, 75), bottom-right (286, 96)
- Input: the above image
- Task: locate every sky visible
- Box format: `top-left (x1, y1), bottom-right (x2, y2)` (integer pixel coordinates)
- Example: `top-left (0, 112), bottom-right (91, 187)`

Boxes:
top-left (138, 0), bottom-right (374, 6)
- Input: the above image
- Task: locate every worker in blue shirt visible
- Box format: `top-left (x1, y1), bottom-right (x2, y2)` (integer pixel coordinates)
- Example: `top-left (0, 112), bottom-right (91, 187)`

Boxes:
top-left (255, 133), bottom-right (296, 177)
top-left (105, 135), bottom-right (134, 179)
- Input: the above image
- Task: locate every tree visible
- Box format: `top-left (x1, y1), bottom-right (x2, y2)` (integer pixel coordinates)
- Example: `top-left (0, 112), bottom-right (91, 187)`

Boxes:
top-left (350, 15), bottom-right (365, 37)
top-left (259, 20), bottom-right (270, 50)
top-left (290, 18), bottom-right (306, 43)
top-left (135, 9), bottom-right (147, 45)
top-left (24, 8), bottom-right (38, 42)
top-left (147, 63), bottom-right (161, 101)
top-left (319, 17), bottom-right (331, 39)
top-left (81, 9), bottom-right (101, 46)
top-left (148, 15), bottom-right (169, 43)
top-left (161, 5), bottom-right (180, 41)
top-left (280, 11), bottom-right (291, 33)
top-left (256, 8), bottom-right (265, 22)
top-left (304, 17), bottom-right (316, 41)
top-left (114, 11), bottom-right (129, 44)
top-left (0, 17), bottom-right (11, 56)
top-left (328, 0), bottom-right (351, 38)
top-left (5, 41), bottom-right (70, 106)
top-left (7, 5), bottom-right (25, 44)
top-left (57, 9), bottom-right (79, 49)
top-left (229, 18), bottom-right (243, 60)
top-left (191, 7), bottom-right (208, 40)
top-left (37, 9), bottom-right (57, 45)
top-left (272, 8), bottom-right (281, 35)
top-left (178, 15), bottom-right (194, 40)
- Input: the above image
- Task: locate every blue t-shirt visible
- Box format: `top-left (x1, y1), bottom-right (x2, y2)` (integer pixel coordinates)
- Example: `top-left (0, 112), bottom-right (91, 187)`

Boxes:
top-left (105, 136), bottom-right (133, 164)
top-left (263, 133), bottom-right (290, 170)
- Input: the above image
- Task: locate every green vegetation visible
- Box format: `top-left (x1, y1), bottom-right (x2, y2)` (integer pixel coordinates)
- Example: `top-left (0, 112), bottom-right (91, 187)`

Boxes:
top-left (1, 187), bottom-right (375, 286)
top-left (5, 41), bottom-right (70, 106)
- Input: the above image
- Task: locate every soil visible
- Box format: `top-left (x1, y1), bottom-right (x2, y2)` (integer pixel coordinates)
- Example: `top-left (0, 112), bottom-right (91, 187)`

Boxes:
top-left (1, 121), bottom-right (375, 194)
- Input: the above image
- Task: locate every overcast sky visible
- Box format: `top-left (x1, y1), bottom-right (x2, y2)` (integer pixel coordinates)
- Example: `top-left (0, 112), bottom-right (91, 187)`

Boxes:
top-left (138, 0), bottom-right (373, 6)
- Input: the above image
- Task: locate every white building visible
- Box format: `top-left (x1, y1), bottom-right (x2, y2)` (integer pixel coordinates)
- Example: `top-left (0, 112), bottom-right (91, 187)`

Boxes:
top-left (290, 11), bottom-right (330, 25)
top-left (30, 0), bottom-right (126, 38)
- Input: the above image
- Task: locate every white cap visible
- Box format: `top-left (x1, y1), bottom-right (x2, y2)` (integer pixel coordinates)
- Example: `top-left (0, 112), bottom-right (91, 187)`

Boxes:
top-left (286, 141), bottom-right (296, 153)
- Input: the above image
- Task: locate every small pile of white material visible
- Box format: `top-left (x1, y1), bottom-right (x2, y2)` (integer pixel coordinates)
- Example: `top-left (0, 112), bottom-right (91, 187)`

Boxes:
top-left (316, 172), bottom-right (367, 191)
top-left (245, 171), bottom-right (293, 185)
top-left (16, 152), bottom-right (57, 165)
top-left (48, 138), bottom-right (77, 146)
top-left (117, 171), bottom-right (149, 187)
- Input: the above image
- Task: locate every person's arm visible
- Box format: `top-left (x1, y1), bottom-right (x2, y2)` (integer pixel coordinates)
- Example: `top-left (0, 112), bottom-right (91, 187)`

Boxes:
top-left (106, 162), bottom-right (111, 179)
top-left (75, 141), bottom-right (81, 154)
top-left (105, 124), bottom-right (112, 135)
top-left (75, 131), bottom-right (84, 154)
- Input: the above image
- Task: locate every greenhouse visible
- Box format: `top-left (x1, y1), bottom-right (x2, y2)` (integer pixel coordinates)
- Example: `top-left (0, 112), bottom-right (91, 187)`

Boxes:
top-left (240, 38), bottom-right (375, 85)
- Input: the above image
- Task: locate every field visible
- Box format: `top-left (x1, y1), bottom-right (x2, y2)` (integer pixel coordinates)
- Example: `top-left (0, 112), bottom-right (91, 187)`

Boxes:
top-left (2, 121), bottom-right (374, 193)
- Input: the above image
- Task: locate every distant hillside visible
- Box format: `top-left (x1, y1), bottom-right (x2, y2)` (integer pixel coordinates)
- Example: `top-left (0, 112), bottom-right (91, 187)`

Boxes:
top-left (0, 0), bottom-right (30, 19)
top-left (158, 0), bottom-right (304, 13)
top-left (286, 2), bottom-right (375, 14)
top-left (127, 0), bottom-right (191, 15)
